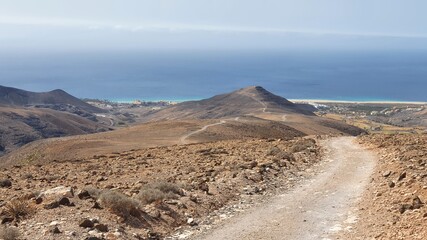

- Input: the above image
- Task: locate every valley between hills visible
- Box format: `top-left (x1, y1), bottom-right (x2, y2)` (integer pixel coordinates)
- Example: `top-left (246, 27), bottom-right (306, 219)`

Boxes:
top-left (0, 85), bottom-right (426, 240)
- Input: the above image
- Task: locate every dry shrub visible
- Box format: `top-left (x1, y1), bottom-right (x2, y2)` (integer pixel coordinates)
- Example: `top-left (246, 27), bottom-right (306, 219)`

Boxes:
top-left (4, 198), bottom-right (35, 222)
top-left (83, 186), bottom-right (103, 199)
top-left (137, 181), bottom-right (182, 204)
top-left (0, 179), bottom-right (12, 188)
top-left (98, 190), bottom-right (141, 219)
top-left (0, 227), bottom-right (20, 240)
top-left (290, 139), bottom-right (316, 153)
top-left (266, 147), bottom-right (281, 156)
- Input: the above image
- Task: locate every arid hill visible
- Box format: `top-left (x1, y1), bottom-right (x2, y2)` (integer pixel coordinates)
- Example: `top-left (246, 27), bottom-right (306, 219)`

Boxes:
top-left (0, 106), bottom-right (109, 156)
top-left (0, 85), bottom-right (103, 113)
top-left (0, 86), bottom-right (111, 156)
top-left (0, 86), bottom-right (363, 166)
top-left (0, 116), bottom-right (305, 166)
top-left (142, 86), bottom-right (364, 136)
top-left (143, 86), bottom-right (314, 120)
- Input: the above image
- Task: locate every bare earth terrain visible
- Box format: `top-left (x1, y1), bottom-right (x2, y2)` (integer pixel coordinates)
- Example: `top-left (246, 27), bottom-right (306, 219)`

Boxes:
top-left (340, 134), bottom-right (427, 239)
top-left (192, 137), bottom-right (376, 240)
top-left (0, 137), bottom-right (322, 239)
top-left (1, 85), bottom-right (425, 240)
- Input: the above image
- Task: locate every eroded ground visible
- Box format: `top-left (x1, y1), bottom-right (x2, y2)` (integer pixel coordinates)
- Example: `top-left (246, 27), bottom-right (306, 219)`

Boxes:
top-left (0, 137), bottom-right (320, 240)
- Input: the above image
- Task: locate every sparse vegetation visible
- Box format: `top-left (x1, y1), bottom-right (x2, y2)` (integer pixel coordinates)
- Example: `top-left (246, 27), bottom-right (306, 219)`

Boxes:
top-left (82, 186), bottom-right (103, 199)
top-left (0, 226), bottom-right (20, 240)
top-left (137, 181), bottom-right (183, 204)
top-left (0, 179), bottom-right (12, 188)
top-left (21, 173), bottom-right (33, 180)
top-left (266, 146), bottom-right (281, 156)
top-left (4, 198), bottom-right (35, 222)
top-left (43, 175), bottom-right (60, 182)
top-left (98, 190), bottom-right (141, 219)
top-left (289, 139), bottom-right (316, 153)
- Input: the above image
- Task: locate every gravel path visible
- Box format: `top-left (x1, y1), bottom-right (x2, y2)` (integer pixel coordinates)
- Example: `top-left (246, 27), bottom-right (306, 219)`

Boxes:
top-left (193, 137), bottom-right (376, 240)
top-left (179, 121), bottom-right (227, 144)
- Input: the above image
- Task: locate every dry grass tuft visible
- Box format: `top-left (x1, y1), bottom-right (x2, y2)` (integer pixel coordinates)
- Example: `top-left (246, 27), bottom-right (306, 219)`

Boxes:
top-left (83, 186), bottom-right (103, 199)
top-left (0, 179), bottom-right (12, 188)
top-left (137, 181), bottom-right (182, 204)
top-left (4, 198), bottom-right (35, 222)
top-left (290, 139), bottom-right (316, 153)
top-left (98, 190), bottom-right (141, 219)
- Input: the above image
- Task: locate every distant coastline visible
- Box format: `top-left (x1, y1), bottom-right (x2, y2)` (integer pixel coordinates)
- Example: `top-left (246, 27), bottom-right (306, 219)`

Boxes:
top-left (290, 99), bottom-right (427, 105)
top-left (107, 97), bottom-right (427, 105)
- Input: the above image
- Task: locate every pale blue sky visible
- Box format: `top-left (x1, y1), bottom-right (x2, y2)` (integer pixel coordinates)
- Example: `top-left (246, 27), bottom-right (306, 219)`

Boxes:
top-left (1, 0), bottom-right (427, 51)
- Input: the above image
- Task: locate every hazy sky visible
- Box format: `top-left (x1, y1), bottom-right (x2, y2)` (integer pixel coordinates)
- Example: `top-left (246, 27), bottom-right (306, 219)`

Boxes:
top-left (1, 0), bottom-right (427, 51)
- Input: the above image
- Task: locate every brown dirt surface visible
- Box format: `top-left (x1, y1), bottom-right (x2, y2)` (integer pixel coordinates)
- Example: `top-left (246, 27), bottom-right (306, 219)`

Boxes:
top-left (0, 118), bottom-right (305, 167)
top-left (0, 137), bottom-right (321, 239)
top-left (191, 137), bottom-right (376, 240)
top-left (339, 133), bottom-right (427, 239)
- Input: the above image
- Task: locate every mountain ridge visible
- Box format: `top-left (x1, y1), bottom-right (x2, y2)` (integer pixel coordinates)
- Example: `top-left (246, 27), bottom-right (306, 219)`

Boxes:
top-left (0, 85), bottom-right (103, 113)
top-left (143, 86), bottom-right (315, 121)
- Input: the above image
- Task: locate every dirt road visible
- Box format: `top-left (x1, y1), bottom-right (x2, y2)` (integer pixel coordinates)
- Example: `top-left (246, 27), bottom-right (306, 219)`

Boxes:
top-left (193, 137), bottom-right (376, 240)
top-left (180, 120), bottom-right (227, 144)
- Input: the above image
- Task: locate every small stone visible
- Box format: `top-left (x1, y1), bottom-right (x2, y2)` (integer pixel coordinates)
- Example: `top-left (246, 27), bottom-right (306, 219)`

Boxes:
top-left (399, 204), bottom-right (413, 214)
top-left (90, 218), bottom-right (99, 224)
top-left (44, 201), bottom-right (60, 210)
top-left (94, 224), bottom-right (109, 232)
top-left (97, 176), bottom-right (107, 182)
top-left (388, 181), bottom-right (395, 188)
top-left (58, 197), bottom-right (71, 206)
top-left (187, 218), bottom-right (197, 226)
top-left (397, 172), bottom-right (406, 181)
top-left (50, 226), bottom-right (61, 234)
top-left (79, 219), bottom-right (94, 228)
top-left (413, 196), bottom-right (424, 209)
top-left (34, 197), bottom-right (43, 204)
top-left (382, 171), bottom-right (392, 177)
top-left (85, 237), bottom-right (102, 240)
top-left (77, 190), bottom-right (91, 200)
top-left (147, 232), bottom-right (161, 240)
top-left (41, 186), bottom-right (74, 198)
top-left (50, 221), bottom-right (60, 226)
top-left (92, 201), bottom-right (103, 209)
top-left (1, 217), bottom-right (14, 224)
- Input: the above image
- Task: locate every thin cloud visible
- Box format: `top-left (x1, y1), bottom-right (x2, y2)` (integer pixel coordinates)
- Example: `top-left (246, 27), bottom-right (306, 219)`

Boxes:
top-left (1, 16), bottom-right (427, 39)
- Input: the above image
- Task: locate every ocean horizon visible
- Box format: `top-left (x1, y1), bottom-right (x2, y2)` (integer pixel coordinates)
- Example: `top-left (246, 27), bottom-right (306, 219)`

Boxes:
top-left (1, 49), bottom-right (427, 102)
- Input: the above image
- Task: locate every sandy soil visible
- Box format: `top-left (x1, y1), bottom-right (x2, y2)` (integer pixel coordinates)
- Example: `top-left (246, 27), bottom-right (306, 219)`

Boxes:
top-left (192, 137), bottom-right (376, 240)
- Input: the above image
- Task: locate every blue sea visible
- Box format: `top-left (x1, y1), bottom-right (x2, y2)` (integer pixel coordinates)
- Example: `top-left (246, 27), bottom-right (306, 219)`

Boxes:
top-left (0, 50), bottom-right (426, 102)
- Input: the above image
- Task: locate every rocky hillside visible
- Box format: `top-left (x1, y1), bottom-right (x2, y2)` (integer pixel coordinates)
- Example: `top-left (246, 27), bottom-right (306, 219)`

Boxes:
top-left (142, 86), bottom-right (364, 136)
top-left (0, 117), bottom-right (305, 167)
top-left (341, 134), bottom-right (427, 239)
top-left (0, 137), bottom-right (321, 239)
top-left (0, 106), bottom-right (109, 156)
top-left (143, 86), bottom-right (315, 120)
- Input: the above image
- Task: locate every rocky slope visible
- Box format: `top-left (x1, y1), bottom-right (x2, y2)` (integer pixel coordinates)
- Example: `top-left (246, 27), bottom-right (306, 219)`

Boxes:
top-left (142, 86), bottom-right (364, 136)
top-left (0, 106), bottom-right (109, 156)
top-left (0, 137), bottom-right (321, 239)
top-left (0, 117), bottom-right (305, 167)
top-left (142, 86), bottom-right (315, 121)
top-left (340, 134), bottom-right (427, 239)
